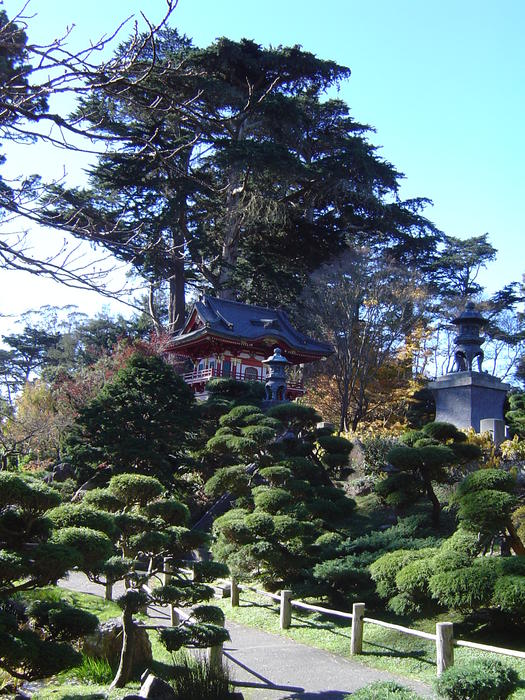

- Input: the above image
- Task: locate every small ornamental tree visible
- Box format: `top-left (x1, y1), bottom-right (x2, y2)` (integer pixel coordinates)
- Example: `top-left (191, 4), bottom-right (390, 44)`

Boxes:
top-left (204, 399), bottom-right (356, 596)
top-left (453, 468), bottom-right (525, 556)
top-left (0, 472), bottom-right (109, 680)
top-left (63, 352), bottom-right (196, 484)
top-left (60, 473), bottom-right (229, 689)
top-left (377, 422), bottom-right (481, 525)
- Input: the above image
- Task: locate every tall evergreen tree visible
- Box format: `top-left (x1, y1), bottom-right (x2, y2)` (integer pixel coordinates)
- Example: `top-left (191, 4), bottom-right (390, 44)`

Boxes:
top-left (47, 29), bottom-right (439, 327)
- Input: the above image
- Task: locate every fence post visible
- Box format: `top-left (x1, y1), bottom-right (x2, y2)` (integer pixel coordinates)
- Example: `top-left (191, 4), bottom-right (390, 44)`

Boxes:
top-left (350, 603), bottom-right (365, 655)
top-left (436, 622), bottom-right (454, 676)
top-left (163, 556), bottom-right (172, 586)
top-left (280, 590), bottom-right (292, 629)
top-left (208, 620), bottom-right (225, 671)
top-left (231, 577), bottom-right (239, 607)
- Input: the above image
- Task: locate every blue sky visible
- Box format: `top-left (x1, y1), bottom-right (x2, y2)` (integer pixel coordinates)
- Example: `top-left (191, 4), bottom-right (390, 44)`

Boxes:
top-left (1, 0), bottom-right (524, 328)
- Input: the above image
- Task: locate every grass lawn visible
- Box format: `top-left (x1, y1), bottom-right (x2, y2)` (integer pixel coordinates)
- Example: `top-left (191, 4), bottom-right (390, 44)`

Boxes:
top-left (216, 589), bottom-right (525, 699)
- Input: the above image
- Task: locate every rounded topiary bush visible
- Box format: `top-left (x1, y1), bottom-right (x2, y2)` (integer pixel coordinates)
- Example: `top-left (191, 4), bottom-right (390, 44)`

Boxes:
top-left (457, 469), bottom-right (515, 497)
top-left (434, 658), bottom-right (519, 700)
top-left (108, 474), bottom-right (163, 506)
top-left (429, 563), bottom-right (496, 611)
top-left (317, 435), bottom-right (353, 454)
top-left (492, 575), bottom-right (525, 616)
top-left (352, 680), bottom-right (423, 699)
top-left (422, 421), bottom-right (465, 442)
top-left (252, 487), bottom-right (292, 514)
top-left (47, 504), bottom-right (117, 539)
top-left (395, 557), bottom-right (436, 598)
top-left (457, 489), bottom-right (516, 533)
top-left (370, 550), bottom-right (430, 600)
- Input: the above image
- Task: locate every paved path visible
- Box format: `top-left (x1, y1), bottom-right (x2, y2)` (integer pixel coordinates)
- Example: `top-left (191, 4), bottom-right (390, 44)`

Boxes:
top-left (60, 572), bottom-right (433, 699)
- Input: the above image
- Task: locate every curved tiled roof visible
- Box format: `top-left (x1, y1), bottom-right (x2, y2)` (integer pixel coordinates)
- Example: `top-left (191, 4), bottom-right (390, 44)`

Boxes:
top-left (170, 295), bottom-right (332, 357)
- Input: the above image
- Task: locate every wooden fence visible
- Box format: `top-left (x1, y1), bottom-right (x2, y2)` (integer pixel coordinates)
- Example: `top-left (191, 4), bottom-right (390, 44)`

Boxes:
top-left (230, 578), bottom-right (525, 676)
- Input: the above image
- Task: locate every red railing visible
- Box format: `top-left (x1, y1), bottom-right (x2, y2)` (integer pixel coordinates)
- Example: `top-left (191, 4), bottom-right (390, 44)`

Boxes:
top-left (181, 367), bottom-right (304, 394)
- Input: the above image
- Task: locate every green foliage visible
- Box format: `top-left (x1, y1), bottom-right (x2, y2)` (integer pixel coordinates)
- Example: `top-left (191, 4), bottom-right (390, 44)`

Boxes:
top-left (492, 575), bottom-right (525, 615)
top-left (27, 599), bottom-right (98, 641)
top-left (64, 352), bottom-right (195, 482)
top-left (253, 487), bottom-right (292, 514)
top-left (204, 466), bottom-right (251, 499)
top-left (421, 421), bottom-right (466, 442)
top-left (259, 465), bottom-right (293, 486)
top-left (370, 549), bottom-right (434, 600)
top-left (388, 446), bottom-right (422, 470)
top-left (360, 435), bottom-right (398, 474)
top-left (191, 605), bottom-right (225, 625)
top-left (192, 561), bottom-right (229, 583)
top-left (81, 489), bottom-right (122, 512)
top-left (267, 403), bottom-right (321, 431)
top-left (0, 473), bottom-right (60, 513)
top-left (350, 681), bottom-right (422, 699)
top-left (429, 562), bottom-right (497, 611)
top-left (142, 498), bottom-right (190, 526)
top-left (219, 405), bottom-right (262, 427)
top-left (457, 490), bottom-right (516, 534)
top-left (456, 468), bottom-right (515, 497)
top-left (169, 652), bottom-right (231, 700)
top-left (46, 504), bottom-right (117, 539)
top-left (434, 658), bottom-right (519, 700)
top-left (206, 378), bottom-right (265, 401)
top-left (50, 527), bottom-right (114, 573)
top-left (67, 655), bottom-right (113, 685)
top-left (317, 435), bottom-right (353, 454)
top-left (117, 588), bottom-right (148, 613)
top-left (506, 392), bottom-right (525, 438)
top-left (108, 473), bottom-right (164, 506)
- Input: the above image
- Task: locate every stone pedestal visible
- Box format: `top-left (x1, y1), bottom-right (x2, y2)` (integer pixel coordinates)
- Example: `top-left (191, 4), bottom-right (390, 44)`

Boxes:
top-left (428, 371), bottom-right (509, 433)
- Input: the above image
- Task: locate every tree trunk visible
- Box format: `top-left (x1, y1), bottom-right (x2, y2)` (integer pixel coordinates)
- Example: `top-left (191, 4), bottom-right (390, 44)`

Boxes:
top-left (110, 606), bottom-right (135, 689)
top-left (424, 478), bottom-right (441, 525)
top-left (507, 520), bottom-right (525, 555)
top-left (168, 255), bottom-right (186, 332)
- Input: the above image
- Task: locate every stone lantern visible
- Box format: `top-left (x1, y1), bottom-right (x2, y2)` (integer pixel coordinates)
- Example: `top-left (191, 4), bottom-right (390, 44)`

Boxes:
top-left (262, 347), bottom-right (290, 402)
top-left (428, 300), bottom-right (509, 442)
top-left (452, 301), bottom-right (485, 372)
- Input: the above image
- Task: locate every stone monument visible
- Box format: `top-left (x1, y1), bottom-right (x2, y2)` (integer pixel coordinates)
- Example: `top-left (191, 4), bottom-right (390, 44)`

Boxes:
top-left (428, 302), bottom-right (510, 442)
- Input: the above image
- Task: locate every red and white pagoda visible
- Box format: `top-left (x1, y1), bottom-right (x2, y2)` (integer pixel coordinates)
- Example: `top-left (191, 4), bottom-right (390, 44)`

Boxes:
top-left (165, 295), bottom-right (332, 399)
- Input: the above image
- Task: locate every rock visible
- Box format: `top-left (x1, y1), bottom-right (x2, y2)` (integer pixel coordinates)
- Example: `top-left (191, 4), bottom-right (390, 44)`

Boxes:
top-left (82, 617), bottom-right (152, 670)
top-left (139, 673), bottom-right (177, 699)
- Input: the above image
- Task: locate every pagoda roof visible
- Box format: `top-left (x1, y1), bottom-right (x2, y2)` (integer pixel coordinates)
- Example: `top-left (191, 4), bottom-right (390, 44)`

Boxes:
top-left (167, 295), bottom-right (333, 363)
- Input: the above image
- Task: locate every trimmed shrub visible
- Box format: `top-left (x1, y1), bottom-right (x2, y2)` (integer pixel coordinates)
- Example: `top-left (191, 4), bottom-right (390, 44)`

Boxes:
top-left (429, 562), bottom-right (497, 611)
top-left (108, 474), bottom-right (163, 506)
top-left (370, 550), bottom-right (431, 599)
top-left (457, 489), bottom-right (516, 533)
top-left (434, 658), bottom-right (518, 700)
top-left (46, 504), bottom-right (117, 539)
top-left (350, 680), bottom-right (423, 699)
top-left (492, 575), bottom-right (525, 615)
top-left (51, 527), bottom-right (114, 573)
top-left (259, 466), bottom-right (293, 486)
top-left (81, 489), bottom-right (122, 512)
top-left (317, 435), bottom-right (353, 454)
top-left (387, 446), bottom-right (423, 470)
top-left (204, 466), bottom-right (251, 499)
top-left (395, 557), bottom-right (436, 598)
top-left (457, 468), bottom-right (515, 497)
top-left (143, 498), bottom-right (190, 526)
top-left (253, 487), bottom-right (291, 514)
top-left (422, 421), bottom-right (465, 442)
top-left (219, 405), bottom-right (262, 427)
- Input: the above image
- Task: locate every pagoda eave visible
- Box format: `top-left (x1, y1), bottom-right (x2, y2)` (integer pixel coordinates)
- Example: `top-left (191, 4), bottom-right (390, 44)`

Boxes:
top-left (166, 332), bottom-right (326, 365)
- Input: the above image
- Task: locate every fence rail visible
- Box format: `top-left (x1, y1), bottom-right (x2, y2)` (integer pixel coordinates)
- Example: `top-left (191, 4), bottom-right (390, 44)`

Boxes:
top-left (229, 577), bottom-right (525, 676)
